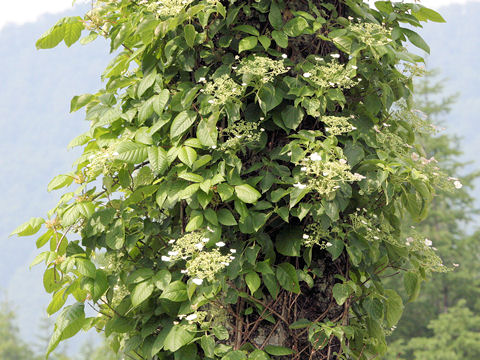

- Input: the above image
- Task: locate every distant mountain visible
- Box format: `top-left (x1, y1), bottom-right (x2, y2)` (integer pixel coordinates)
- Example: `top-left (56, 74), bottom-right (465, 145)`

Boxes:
top-left (0, 0), bottom-right (478, 352)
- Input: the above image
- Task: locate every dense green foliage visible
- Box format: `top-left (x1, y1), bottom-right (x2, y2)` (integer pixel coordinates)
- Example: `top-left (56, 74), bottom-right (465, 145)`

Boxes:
top-left (12, 0), bottom-right (460, 359)
top-left (380, 72), bottom-right (480, 359)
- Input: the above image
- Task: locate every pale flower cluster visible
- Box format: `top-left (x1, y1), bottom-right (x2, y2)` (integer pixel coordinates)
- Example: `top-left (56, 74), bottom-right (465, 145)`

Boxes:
top-left (302, 223), bottom-right (333, 248)
top-left (204, 74), bottom-right (242, 105)
top-left (137, 0), bottom-right (194, 19)
top-left (348, 23), bottom-right (392, 47)
top-left (165, 231), bottom-right (234, 282)
top-left (236, 55), bottom-right (288, 82)
top-left (221, 120), bottom-right (262, 150)
top-left (303, 60), bottom-right (358, 89)
top-left (84, 146), bottom-right (119, 179)
top-left (297, 152), bottom-right (366, 196)
top-left (322, 115), bottom-right (357, 135)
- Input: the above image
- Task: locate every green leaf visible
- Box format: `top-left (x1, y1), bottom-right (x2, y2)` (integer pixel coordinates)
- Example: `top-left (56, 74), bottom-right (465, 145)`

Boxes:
top-left (201, 335), bottom-right (215, 358)
top-left (186, 213), bottom-right (204, 232)
top-left (222, 350), bottom-right (247, 360)
top-left (385, 289), bottom-right (404, 327)
top-left (70, 94), bottom-right (94, 112)
top-left (132, 280), bottom-right (155, 307)
top-left (217, 183), bottom-right (234, 201)
top-left (217, 208), bottom-right (237, 226)
top-left (404, 271), bottom-right (421, 302)
top-left (127, 268), bottom-right (155, 284)
top-left (47, 288), bottom-right (68, 315)
top-left (271, 30), bottom-right (288, 48)
top-left (105, 219), bottom-right (125, 250)
top-left (283, 17), bottom-right (309, 37)
top-left (47, 303), bottom-right (85, 357)
top-left (116, 141), bottom-right (149, 163)
top-left (160, 281), bottom-right (188, 302)
top-left (164, 325), bottom-right (195, 352)
top-left (153, 269), bottom-right (171, 290)
top-left (415, 7), bottom-right (446, 23)
top-left (234, 25), bottom-right (260, 36)
top-left (402, 28), bottom-right (430, 54)
top-left (178, 172), bottom-right (204, 183)
top-left (170, 110), bottom-right (197, 139)
top-left (197, 118), bottom-right (218, 147)
top-left (249, 350), bottom-right (270, 359)
top-left (11, 217), bottom-right (44, 237)
top-left (153, 90), bottom-right (170, 115)
top-left (147, 147), bottom-right (168, 175)
top-left (36, 18), bottom-right (66, 49)
top-left (245, 272), bottom-right (261, 294)
top-left (269, 1), bottom-right (283, 30)
top-left (178, 146), bottom-right (198, 168)
top-left (184, 24), bottom-right (196, 47)
top-left (63, 18), bottom-right (84, 47)
top-left (332, 283), bottom-right (350, 305)
top-left (235, 184), bottom-right (261, 203)
top-left (138, 70), bottom-right (157, 97)
top-left (276, 263), bottom-right (300, 294)
top-left (281, 105), bottom-right (304, 130)
top-left (289, 319), bottom-right (312, 329)
top-left (275, 226), bottom-right (302, 257)
top-left (75, 258), bottom-right (96, 278)
top-left (239, 36), bottom-right (258, 53)
top-left (264, 345), bottom-right (294, 356)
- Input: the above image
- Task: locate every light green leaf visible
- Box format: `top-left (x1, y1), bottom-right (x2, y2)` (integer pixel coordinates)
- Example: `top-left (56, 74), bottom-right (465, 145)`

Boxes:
top-left (63, 18), bottom-right (84, 47)
top-left (160, 281), bottom-right (188, 302)
top-left (132, 280), bottom-right (155, 307)
top-left (245, 272), bottom-right (261, 294)
top-left (404, 271), bottom-right (421, 302)
top-left (116, 141), bottom-right (149, 163)
top-left (276, 263), bottom-right (300, 294)
top-left (138, 70), bottom-right (157, 97)
top-left (47, 288), bottom-right (68, 316)
top-left (10, 217), bottom-right (44, 237)
top-left (164, 325), bottom-right (195, 352)
top-left (402, 28), bottom-right (430, 54)
top-left (153, 90), bottom-right (170, 115)
top-left (70, 94), bottom-right (94, 112)
top-left (184, 24), bottom-right (197, 47)
top-left (153, 270), bottom-right (171, 290)
top-left (235, 184), bottom-right (261, 203)
top-left (332, 283), bottom-right (350, 305)
top-left (147, 147), bottom-right (168, 175)
top-left (239, 36), bottom-right (258, 53)
top-left (385, 289), bottom-right (404, 327)
top-left (178, 146), bottom-right (198, 168)
top-left (264, 345), bottom-right (294, 356)
top-left (75, 258), bottom-right (96, 278)
top-left (217, 208), bottom-right (237, 226)
top-left (283, 17), bottom-right (309, 37)
top-left (170, 110), bottom-right (197, 139)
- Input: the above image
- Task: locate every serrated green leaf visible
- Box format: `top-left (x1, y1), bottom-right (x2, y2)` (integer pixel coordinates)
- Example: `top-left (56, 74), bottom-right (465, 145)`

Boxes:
top-left (160, 281), bottom-right (188, 302)
top-left (170, 110), bottom-right (197, 139)
top-left (11, 217), bottom-right (44, 237)
top-left (245, 272), bottom-right (261, 294)
top-left (276, 263), bottom-right (299, 293)
top-left (116, 141), bottom-right (149, 163)
top-left (132, 280), bottom-right (155, 307)
top-left (239, 36), bottom-right (258, 53)
top-left (235, 184), bottom-right (261, 203)
top-left (178, 146), bottom-right (197, 168)
top-left (138, 70), bottom-right (157, 97)
top-left (147, 147), bottom-right (168, 175)
top-left (164, 325), bottom-right (195, 352)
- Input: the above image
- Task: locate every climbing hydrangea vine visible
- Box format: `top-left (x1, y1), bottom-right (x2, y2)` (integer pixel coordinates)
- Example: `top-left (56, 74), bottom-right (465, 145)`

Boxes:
top-left (12, 0), bottom-right (457, 359)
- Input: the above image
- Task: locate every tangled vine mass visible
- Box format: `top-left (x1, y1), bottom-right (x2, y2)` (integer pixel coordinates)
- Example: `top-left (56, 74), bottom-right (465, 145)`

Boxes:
top-left (12, 0), bottom-right (456, 359)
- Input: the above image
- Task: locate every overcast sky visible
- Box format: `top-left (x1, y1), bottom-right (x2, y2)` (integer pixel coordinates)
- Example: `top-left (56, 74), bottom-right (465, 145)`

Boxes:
top-left (0, 0), bottom-right (479, 32)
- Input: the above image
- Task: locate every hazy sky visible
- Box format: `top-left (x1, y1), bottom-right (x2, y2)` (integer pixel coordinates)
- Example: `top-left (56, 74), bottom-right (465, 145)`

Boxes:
top-left (0, 0), bottom-right (479, 31)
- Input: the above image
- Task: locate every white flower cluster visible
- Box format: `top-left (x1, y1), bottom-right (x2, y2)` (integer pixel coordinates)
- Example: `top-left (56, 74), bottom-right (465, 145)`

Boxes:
top-left (221, 120), bottom-right (262, 150)
top-left (322, 115), bottom-right (357, 135)
top-left (84, 146), bottom-right (119, 179)
top-left (296, 151), bottom-right (366, 196)
top-left (138, 0), bottom-right (194, 19)
top-left (302, 60), bottom-right (358, 89)
top-left (204, 74), bottom-right (242, 106)
top-left (348, 23), bottom-right (392, 47)
top-left (163, 232), bottom-right (235, 282)
top-left (302, 223), bottom-right (334, 248)
top-left (236, 55), bottom-right (288, 83)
